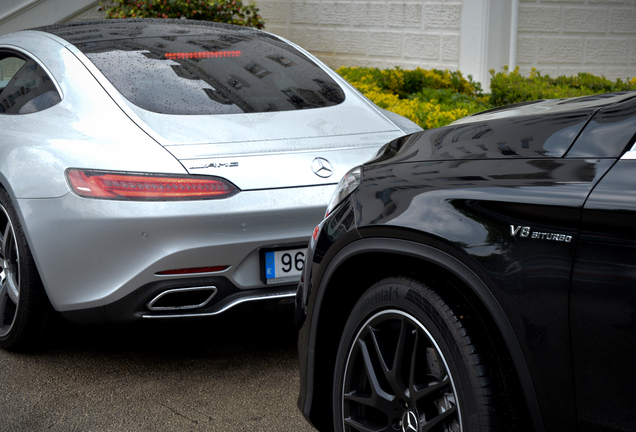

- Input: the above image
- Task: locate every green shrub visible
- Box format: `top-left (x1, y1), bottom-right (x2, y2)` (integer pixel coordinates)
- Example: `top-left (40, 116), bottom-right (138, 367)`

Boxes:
top-left (489, 66), bottom-right (636, 106)
top-left (339, 65), bottom-right (636, 129)
top-left (337, 66), bottom-right (484, 98)
top-left (104, 0), bottom-right (265, 29)
top-left (336, 66), bottom-right (491, 129)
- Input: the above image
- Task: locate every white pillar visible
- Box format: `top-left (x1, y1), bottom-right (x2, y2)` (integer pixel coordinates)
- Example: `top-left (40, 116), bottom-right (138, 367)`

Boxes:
top-left (459, 0), bottom-right (491, 89)
top-left (509, 0), bottom-right (519, 70)
top-left (460, 0), bottom-right (516, 91)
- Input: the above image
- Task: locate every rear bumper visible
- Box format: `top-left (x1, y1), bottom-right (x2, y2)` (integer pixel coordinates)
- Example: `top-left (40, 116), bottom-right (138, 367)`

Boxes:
top-left (62, 274), bottom-right (296, 324)
top-left (16, 185), bottom-right (332, 313)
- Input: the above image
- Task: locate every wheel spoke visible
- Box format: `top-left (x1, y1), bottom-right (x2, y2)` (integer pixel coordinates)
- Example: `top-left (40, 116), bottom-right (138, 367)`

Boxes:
top-left (390, 317), bottom-right (410, 396)
top-left (412, 379), bottom-right (452, 404)
top-left (0, 221), bottom-right (9, 261)
top-left (358, 338), bottom-right (395, 406)
top-left (6, 275), bottom-right (19, 304)
top-left (344, 391), bottom-right (376, 407)
top-left (344, 416), bottom-right (391, 432)
top-left (408, 326), bottom-right (419, 394)
top-left (420, 405), bottom-right (458, 432)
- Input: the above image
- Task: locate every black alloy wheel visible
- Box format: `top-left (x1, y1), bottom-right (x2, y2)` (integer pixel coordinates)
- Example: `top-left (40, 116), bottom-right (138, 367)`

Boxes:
top-left (333, 277), bottom-right (509, 432)
top-left (0, 188), bottom-right (49, 351)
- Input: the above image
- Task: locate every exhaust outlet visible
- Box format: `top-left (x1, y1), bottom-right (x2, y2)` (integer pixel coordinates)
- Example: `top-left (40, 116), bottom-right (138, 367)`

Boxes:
top-left (147, 286), bottom-right (218, 311)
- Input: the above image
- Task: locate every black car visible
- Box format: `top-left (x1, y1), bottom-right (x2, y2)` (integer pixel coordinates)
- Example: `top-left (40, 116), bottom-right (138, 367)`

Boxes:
top-left (296, 91), bottom-right (636, 432)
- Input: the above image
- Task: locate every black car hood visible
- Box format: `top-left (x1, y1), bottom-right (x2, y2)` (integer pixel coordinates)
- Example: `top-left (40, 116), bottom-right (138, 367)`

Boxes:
top-left (371, 92), bottom-right (636, 165)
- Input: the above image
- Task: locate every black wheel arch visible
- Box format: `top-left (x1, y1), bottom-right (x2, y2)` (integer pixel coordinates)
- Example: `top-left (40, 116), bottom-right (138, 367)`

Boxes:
top-left (303, 232), bottom-right (544, 432)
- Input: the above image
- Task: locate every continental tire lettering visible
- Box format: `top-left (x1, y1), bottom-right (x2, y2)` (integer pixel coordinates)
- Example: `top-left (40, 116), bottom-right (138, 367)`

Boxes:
top-left (354, 287), bottom-right (400, 317)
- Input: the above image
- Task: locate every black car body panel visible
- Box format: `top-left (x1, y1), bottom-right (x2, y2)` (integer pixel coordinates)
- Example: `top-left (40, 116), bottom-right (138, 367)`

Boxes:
top-left (297, 92), bottom-right (636, 431)
top-left (571, 159), bottom-right (636, 431)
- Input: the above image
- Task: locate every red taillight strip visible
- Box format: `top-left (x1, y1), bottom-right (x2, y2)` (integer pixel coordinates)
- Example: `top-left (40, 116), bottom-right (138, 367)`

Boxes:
top-left (67, 169), bottom-right (239, 201)
top-left (156, 265), bottom-right (230, 276)
top-left (164, 51), bottom-right (241, 60)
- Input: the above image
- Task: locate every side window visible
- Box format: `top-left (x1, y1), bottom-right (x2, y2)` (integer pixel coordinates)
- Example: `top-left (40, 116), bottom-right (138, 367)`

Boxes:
top-left (0, 52), bottom-right (61, 115)
top-left (0, 56), bottom-right (25, 87)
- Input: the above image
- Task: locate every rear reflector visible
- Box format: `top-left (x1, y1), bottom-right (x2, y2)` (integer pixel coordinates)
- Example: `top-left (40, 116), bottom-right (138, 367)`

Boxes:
top-left (67, 169), bottom-right (239, 201)
top-left (156, 265), bottom-right (230, 276)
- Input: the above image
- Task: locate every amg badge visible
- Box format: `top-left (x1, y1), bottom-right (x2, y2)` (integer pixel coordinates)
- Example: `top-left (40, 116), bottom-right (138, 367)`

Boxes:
top-left (510, 225), bottom-right (572, 242)
top-left (190, 161), bottom-right (239, 170)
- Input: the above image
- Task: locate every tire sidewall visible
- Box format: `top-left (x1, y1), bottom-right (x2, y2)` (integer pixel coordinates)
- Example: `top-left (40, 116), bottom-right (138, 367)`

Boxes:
top-left (333, 277), bottom-right (481, 432)
top-left (0, 188), bottom-right (46, 349)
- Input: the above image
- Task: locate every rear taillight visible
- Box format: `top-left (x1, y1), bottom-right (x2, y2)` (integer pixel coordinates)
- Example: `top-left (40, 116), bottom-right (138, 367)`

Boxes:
top-left (66, 169), bottom-right (239, 201)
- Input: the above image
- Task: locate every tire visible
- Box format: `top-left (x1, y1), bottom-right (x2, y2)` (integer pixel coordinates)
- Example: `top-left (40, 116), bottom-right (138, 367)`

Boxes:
top-left (333, 277), bottom-right (510, 432)
top-left (0, 188), bottom-right (50, 351)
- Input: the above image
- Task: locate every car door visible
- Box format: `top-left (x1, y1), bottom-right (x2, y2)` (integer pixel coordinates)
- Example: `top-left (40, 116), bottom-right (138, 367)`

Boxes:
top-left (570, 117), bottom-right (636, 430)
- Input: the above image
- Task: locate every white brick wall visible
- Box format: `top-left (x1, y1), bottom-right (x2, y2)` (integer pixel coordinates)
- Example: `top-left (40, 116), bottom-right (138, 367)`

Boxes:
top-left (255, 0), bottom-right (463, 71)
top-left (255, 0), bottom-right (636, 83)
top-left (518, 0), bottom-right (636, 80)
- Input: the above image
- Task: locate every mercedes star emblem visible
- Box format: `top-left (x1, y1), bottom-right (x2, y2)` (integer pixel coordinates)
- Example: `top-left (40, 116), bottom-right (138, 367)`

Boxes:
top-left (401, 410), bottom-right (419, 432)
top-left (311, 157), bottom-right (333, 178)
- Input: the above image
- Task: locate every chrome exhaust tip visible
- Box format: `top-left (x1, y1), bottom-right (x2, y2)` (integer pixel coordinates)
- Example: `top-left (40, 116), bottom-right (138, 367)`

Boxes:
top-left (147, 286), bottom-right (218, 311)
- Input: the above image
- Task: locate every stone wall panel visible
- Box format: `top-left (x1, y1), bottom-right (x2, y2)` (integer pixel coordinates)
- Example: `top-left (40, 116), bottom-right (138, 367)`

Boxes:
top-left (559, 67), bottom-right (606, 76)
top-left (303, 28), bottom-right (336, 51)
top-left (441, 34), bottom-right (459, 61)
top-left (423, 4), bottom-right (461, 30)
top-left (586, 38), bottom-right (629, 64)
top-left (517, 35), bottom-right (536, 64)
top-left (254, 0), bottom-right (460, 70)
top-left (537, 36), bottom-right (583, 63)
top-left (352, 2), bottom-right (386, 27)
top-left (605, 67), bottom-right (636, 80)
top-left (321, 2), bottom-right (352, 25)
top-left (290, 1), bottom-right (321, 24)
top-left (519, 66), bottom-right (559, 76)
top-left (519, 5), bottom-right (561, 32)
top-left (516, 1), bottom-right (636, 79)
top-left (609, 8), bottom-right (636, 34)
top-left (369, 32), bottom-right (402, 57)
top-left (387, 3), bottom-right (422, 28)
top-left (404, 33), bottom-right (439, 59)
top-left (334, 30), bottom-right (368, 54)
top-left (267, 25), bottom-right (289, 38)
top-left (258, 1), bottom-right (288, 23)
top-left (563, 7), bottom-right (608, 33)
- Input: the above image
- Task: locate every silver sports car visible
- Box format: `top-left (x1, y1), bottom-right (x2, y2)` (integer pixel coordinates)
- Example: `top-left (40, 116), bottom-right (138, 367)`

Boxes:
top-left (0, 19), bottom-right (420, 350)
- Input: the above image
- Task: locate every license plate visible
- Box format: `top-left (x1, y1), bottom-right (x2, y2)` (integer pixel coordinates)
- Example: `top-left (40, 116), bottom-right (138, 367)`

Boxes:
top-left (264, 248), bottom-right (306, 284)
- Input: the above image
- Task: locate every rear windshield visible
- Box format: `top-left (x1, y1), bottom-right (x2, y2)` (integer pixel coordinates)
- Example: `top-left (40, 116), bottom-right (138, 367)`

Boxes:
top-left (74, 30), bottom-right (345, 115)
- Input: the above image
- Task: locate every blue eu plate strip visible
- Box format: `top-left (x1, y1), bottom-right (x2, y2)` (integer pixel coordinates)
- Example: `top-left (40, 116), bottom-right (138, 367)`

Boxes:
top-left (265, 251), bottom-right (275, 279)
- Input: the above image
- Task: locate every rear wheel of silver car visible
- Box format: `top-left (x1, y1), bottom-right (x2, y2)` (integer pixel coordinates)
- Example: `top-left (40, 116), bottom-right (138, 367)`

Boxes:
top-left (0, 189), bottom-right (49, 351)
top-left (333, 277), bottom-right (508, 432)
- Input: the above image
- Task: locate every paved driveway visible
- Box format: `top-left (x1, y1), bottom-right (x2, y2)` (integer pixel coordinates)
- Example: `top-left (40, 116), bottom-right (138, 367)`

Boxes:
top-left (0, 308), bottom-right (317, 431)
